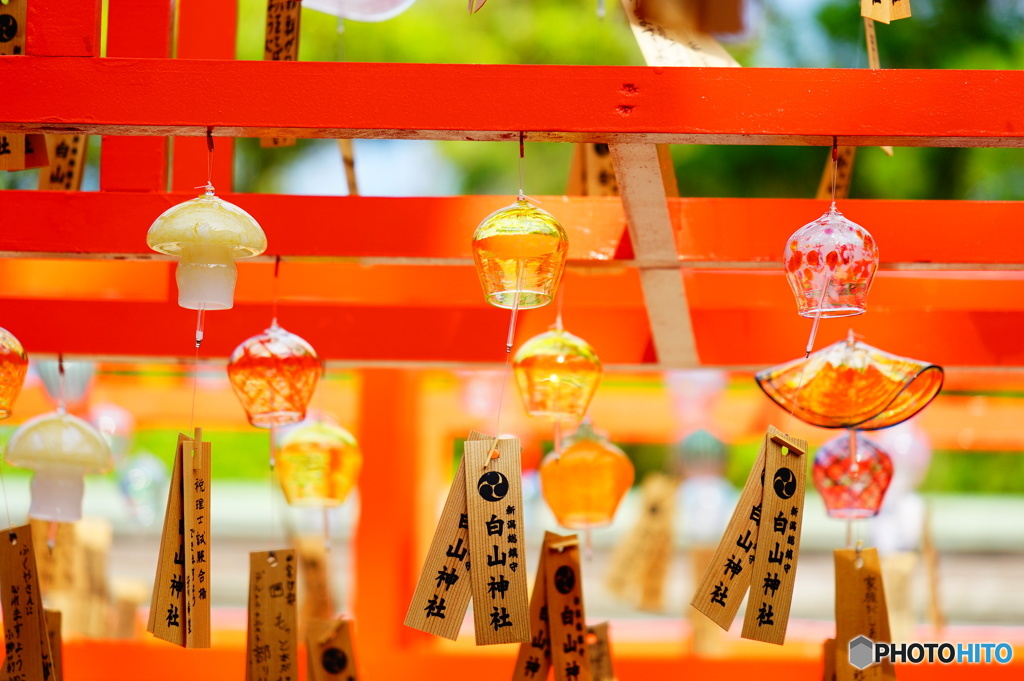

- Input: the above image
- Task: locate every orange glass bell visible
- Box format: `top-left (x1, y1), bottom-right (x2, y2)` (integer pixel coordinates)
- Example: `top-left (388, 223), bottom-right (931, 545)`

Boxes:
top-left (471, 198), bottom-right (568, 309)
top-left (785, 204), bottom-right (878, 318)
top-left (276, 417), bottom-right (362, 507)
top-left (513, 328), bottom-right (601, 422)
top-left (227, 323), bottom-right (321, 428)
top-left (0, 327), bottom-right (28, 419)
top-left (756, 333), bottom-right (943, 430)
top-left (540, 421), bottom-right (634, 529)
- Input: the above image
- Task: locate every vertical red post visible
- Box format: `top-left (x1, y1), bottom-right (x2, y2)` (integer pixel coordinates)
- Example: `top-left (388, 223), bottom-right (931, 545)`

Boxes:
top-left (100, 0), bottom-right (174, 193)
top-left (25, 0), bottom-right (102, 56)
top-left (172, 0), bottom-right (237, 192)
top-left (354, 370), bottom-right (423, 675)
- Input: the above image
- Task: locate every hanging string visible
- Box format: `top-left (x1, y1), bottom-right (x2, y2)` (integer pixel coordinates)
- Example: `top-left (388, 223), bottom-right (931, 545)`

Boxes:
top-left (270, 258), bottom-right (282, 327)
top-left (784, 275), bottom-right (832, 435)
top-left (205, 127), bottom-right (215, 194)
top-left (517, 132), bottom-right (526, 200)
top-left (189, 316), bottom-right (202, 433)
top-left (269, 424), bottom-right (279, 553)
top-left (487, 264), bottom-right (525, 466)
top-left (830, 136), bottom-right (839, 207)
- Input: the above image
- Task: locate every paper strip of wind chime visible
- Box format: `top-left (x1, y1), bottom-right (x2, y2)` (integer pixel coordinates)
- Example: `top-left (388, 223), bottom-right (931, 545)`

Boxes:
top-left (691, 426), bottom-right (808, 644)
top-left (0, 525), bottom-right (55, 681)
top-left (148, 429), bottom-right (211, 648)
top-left (513, 531), bottom-right (591, 681)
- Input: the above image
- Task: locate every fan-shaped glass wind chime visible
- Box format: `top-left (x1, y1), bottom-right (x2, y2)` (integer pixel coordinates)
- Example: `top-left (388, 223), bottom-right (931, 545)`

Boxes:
top-left (756, 332), bottom-right (944, 521)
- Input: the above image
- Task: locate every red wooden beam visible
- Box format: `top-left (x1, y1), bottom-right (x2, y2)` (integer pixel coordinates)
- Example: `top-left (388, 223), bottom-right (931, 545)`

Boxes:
top-left (3, 191), bottom-right (1024, 269)
top-left (2, 60), bottom-right (1024, 146)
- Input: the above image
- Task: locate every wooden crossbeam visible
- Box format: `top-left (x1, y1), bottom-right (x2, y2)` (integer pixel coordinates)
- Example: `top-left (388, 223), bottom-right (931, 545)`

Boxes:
top-left (1, 59), bottom-right (1023, 146)
top-left (610, 143), bottom-right (699, 368)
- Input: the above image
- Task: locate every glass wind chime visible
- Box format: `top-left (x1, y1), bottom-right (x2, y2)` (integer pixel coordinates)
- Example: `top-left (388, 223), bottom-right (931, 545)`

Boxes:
top-left (469, 135), bottom-right (568, 447)
top-left (8, 358), bottom-right (112, 534)
top-left (757, 332), bottom-right (944, 520)
top-left (146, 132), bottom-right (267, 348)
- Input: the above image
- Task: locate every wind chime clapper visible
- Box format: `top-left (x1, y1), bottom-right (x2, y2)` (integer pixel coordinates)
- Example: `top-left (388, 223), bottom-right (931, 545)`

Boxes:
top-left (148, 428), bottom-right (212, 648)
top-left (690, 427), bottom-right (808, 645)
top-left (146, 131), bottom-right (268, 347)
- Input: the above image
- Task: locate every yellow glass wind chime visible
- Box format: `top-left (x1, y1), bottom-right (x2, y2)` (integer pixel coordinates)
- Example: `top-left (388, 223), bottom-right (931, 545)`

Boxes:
top-left (692, 140), bottom-right (883, 645)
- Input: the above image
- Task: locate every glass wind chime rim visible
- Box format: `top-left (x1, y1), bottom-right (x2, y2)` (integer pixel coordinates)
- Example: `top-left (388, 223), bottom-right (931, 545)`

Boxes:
top-left (755, 337), bottom-right (945, 431)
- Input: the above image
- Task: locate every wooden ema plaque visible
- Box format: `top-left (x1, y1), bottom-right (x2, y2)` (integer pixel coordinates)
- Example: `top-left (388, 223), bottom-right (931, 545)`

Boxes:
top-left (621, 0), bottom-right (740, 68)
top-left (183, 431), bottom-right (212, 647)
top-left (262, 0), bottom-right (302, 147)
top-left (834, 548), bottom-right (895, 681)
top-left (44, 610), bottom-right (63, 681)
top-left (861, 0), bottom-right (911, 24)
top-left (605, 473), bottom-right (675, 612)
top-left (0, 0), bottom-right (47, 173)
top-left (512, 531), bottom-right (562, 681)
top-left (545, 535), bottom-right (591, 681)
top-left (463, 436), bottom-right (529, 645)
top-left (690, 437), bottom-right (767, 629)
top-left (586, 623), bottom-right (616, 681)
top-left (307, 618), bottom-right (359, 681)
top-left (741, 427), bottom-right (807, 644)
top-left (148, 430), bottom-right (211, 647)
top-left (404, 431), bottom-right (488, 640)
top-left (246, 550), bottom-right (298, 681)
top-left (823, 638), bottom-right (837, 681)
top-left (0, 525), bottom-right (53, 681)
top-left (38, 135), bottom-right (89, 191)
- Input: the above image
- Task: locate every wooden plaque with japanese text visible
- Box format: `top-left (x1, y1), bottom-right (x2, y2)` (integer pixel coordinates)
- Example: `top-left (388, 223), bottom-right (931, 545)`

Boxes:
top-left (741, 427), bottom-right (807, 645)
top-left (182, 434), bottom-right (212, 648)
top-left (464, 437), bottom-right (529, 645)
top-left (148, 434), bottom-right (188, 646)
top-left (38, 135), bottom-right (88, 191)
top-left (262, 0), bottom-right (302, 147)
top-left (307, 618), bottom-right (359, 681)
top-left (545, 535), bottom-right (591, 681)
top-left (835, 548), bottom-right (896, 681)
top-left (586, 623), bottom-right (616, 681)
top-left (44, 610), bottom-right (63, 681)
top-left (0, 525), bottom-right (51, 681)
top-left (246, 550), bottom-right (298, 681)
top-left (404, 431), bottom-right (489, 640)
top-left (512, 531), bottom-right (563, 681)
top-left (690, 436), bottom-right (767, 629)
